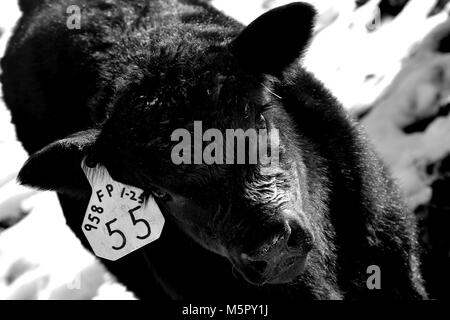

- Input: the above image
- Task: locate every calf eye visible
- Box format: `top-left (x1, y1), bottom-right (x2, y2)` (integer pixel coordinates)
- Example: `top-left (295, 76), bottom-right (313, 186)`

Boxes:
top-left (152, 188), bottom-right (171, 201)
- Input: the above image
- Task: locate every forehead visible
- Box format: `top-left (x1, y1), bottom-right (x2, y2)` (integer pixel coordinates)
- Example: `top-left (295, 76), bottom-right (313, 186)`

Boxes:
top-left (106, 47), bottom-right (263, 133)
top-left (140, 49), bottom-right (257, 113)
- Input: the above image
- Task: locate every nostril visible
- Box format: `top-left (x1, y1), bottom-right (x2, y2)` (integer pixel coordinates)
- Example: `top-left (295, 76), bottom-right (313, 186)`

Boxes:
top-left (247, 260), bottom-right (268, 274)
top-left (286, 220), bottom-right (313, 253)
top-left (286, 229), bottom-right (302, 250)
top-left (241, 253), bottom-right (269, 274)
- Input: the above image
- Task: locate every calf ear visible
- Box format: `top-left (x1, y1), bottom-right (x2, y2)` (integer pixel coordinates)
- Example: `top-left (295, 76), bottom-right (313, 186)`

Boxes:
top-left (18, 129), bottom-right (100, 198)
top-left (230, 2), bottom-right (316, 76)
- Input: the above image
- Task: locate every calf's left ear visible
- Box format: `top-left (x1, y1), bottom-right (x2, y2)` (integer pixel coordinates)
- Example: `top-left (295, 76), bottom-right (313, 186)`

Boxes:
top-left (230, 2), bottom-right (316, 76)
top-left (18, 129), bottom-right (100, 198)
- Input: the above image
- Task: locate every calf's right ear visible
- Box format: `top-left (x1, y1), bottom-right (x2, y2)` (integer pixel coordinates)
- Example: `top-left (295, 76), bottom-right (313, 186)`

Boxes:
top-left (18, 129), bottom-right (100, 198)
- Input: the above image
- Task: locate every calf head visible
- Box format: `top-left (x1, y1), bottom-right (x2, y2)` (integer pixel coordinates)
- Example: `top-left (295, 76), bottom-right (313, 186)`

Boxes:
top-left (18, 3), bottom-right (332, 286)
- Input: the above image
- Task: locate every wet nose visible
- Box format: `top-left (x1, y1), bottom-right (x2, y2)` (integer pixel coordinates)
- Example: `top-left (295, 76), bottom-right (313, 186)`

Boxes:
top-left (232, 218), bottom-right (313, 285)
top-left (251, 218), bottom-right (311, 258)
top-left (286, 218), bottom-right (313, 254)
top-left (239, 218), bottom-right (312, 268)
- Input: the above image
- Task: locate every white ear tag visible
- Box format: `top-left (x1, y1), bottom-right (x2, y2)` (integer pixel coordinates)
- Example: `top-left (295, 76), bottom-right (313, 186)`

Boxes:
top-left (81, 160), bottom-right (165, 261)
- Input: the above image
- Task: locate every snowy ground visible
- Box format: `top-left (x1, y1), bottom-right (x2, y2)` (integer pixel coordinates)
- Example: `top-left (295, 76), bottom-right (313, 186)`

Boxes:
top-left (1, 0), bottom-right (449, 299)
top-left (0, 0), bottom-right (134, 300)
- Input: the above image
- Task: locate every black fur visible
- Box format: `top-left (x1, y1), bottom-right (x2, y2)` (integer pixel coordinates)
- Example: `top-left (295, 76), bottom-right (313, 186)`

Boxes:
top-left (18, 0), bottom-right (41, 14)
top-left (1, 0), bottom-right (427, 300)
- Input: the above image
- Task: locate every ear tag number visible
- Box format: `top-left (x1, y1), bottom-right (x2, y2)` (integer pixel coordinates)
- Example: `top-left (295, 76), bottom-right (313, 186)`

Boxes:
top-left (81, 159), bottom-right (165, 261)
